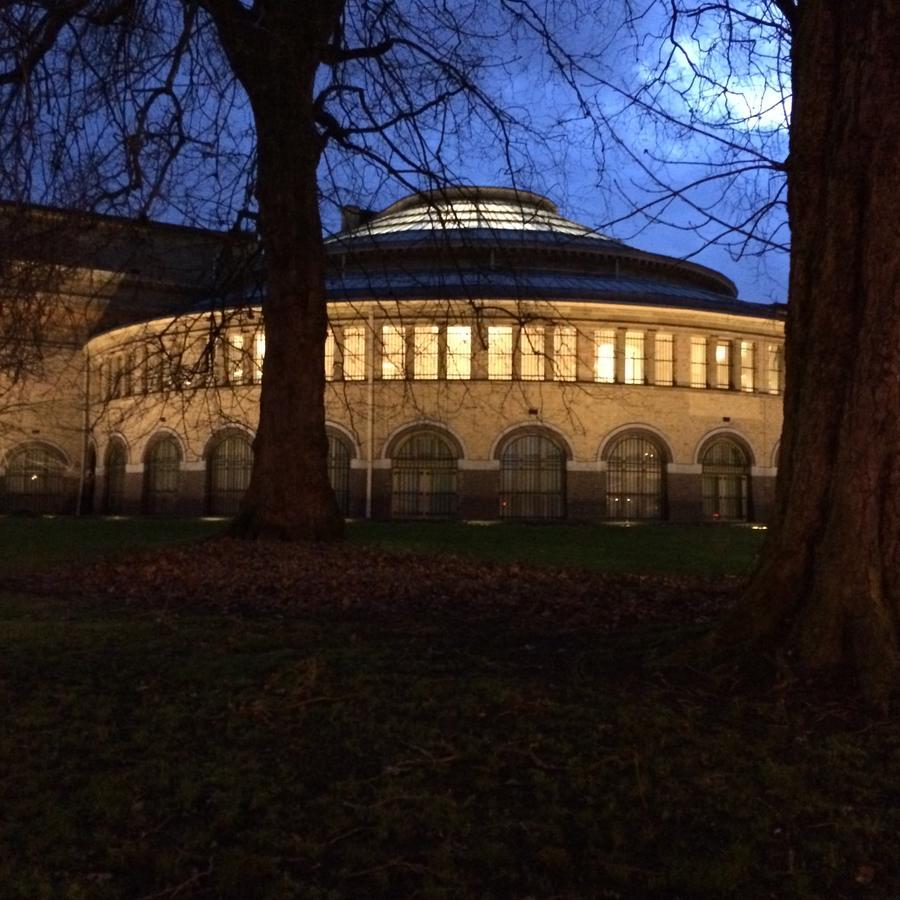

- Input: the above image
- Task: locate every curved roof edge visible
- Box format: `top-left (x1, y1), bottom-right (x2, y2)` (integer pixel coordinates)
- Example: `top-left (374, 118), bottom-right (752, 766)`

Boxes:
top-left (159, 283), bottom-right (784, 327)
top-left (380, 185), bottom-right (558, 217)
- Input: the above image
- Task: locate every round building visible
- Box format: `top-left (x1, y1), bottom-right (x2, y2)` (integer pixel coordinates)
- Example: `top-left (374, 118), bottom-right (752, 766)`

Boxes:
top-left (2, 187), bottom-right (785, 521)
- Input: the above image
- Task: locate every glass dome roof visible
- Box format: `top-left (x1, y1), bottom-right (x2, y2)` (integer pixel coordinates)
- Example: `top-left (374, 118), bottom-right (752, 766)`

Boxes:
top-left (339, 186), bottom-right (611, 240)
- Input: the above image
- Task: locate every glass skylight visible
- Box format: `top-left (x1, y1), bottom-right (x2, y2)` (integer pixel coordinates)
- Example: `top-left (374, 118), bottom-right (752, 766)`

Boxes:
top-left (346, 197), bottom-right (606, 239)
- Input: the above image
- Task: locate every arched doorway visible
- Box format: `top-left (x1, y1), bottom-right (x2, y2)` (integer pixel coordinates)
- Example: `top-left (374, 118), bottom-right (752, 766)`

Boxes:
top-left (144, 436), bottom-right (181, 515)
top-left (2, 443), bottom-right (67, 513)
top-left (104, 439), bottom-right (127, 513)
top-left (391, 430), bottom-right (458, 519)
top-left (499, 432), bottom-right (566, 520)
top-left (207, 432), bottom-right (253, 516)
top-left (606, 433), bottom-right (666, 520)
top-left (701, 438), bottom-right (751, 520)
top-left (328, 432), bottom-right (352, 516)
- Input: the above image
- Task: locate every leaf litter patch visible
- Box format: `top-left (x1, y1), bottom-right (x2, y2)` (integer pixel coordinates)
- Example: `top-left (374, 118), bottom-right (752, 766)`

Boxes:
top-left (19, 537), bottom-right (740, 634)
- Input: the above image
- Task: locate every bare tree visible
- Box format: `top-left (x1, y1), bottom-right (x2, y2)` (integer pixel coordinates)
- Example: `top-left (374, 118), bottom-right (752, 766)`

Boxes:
top-left (579, 0), bottom-right (898, 701)
top-left (708, 0), bottom-right (899, 703)
top-left (0, 0), bottom-right (572, 539)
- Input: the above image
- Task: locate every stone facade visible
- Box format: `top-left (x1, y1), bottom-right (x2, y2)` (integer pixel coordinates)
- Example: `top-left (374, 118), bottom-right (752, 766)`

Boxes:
top-left (1, 188), bottom-right (785, 522)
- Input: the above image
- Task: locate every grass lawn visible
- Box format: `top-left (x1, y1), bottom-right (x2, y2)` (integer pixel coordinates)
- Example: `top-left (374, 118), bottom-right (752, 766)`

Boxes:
top-left (0, 515), bottom-right (765, 577)
top-left (0, 516), bottom-right (226, 573)
top-left (1, 518), bottom-right (896, 899)
top-left (348, 520), bottom-right (766, 577)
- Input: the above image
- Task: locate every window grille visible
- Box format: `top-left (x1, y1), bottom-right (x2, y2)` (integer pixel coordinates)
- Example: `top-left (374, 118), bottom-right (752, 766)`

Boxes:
top-left (342, 326), bottom-right (366, 380)
top-left (606, 435), bottom-right (665, 520)
top-left (323, 330), bottom-right (335, 381)
top-left (254, 331), bottom-right (267, 383)
top-left (488, 325), bottom-right (513, 379)
top-left (144, 437), bottom-right (181, 515)
top-left (767, 344), bottom-right (784, 394)
top-left (328, 433), bottom-right (352, 516)
top-left (104, 441), bottom-right (127, 513)
top-left (124, 352), bottom-right (135, 395)
top-left (553, 326), bottom-right (577, 381)
top-left (391, 431), bottom-right (458, 519)
top-left (740, 341), bottom-right (755, 392)
top-left (139, 345), bottom-right (151, 394)
top-left (2, 444), bottom-right (67, 513)
top-left (413, 326), bottom-right (439, 379)
top-left (655, 333), bottom-right (674, 385)
top-left (227, 333), bottom-right (246, 385)
top-left (112, 355), bottom-right (124, 398)
top-left (499, 433), bottom-right (565, 519)
top-left (624, 331), bottom-right (645, 384)
top-left (520, 325), bottom-right (545, 381)
top-left (715, 341), bottom-right (730, 389)
top-left (690, 337), bottom-right (707, 388)
top-left (207, 434), bottom-right (252, 516)
top-left (446, 325), bottom-right (471, 379)
top-left (701, 439), bottom-right (750, 520)
top-left (594, 329), bottom-right (615, 383)
top-left (381, 324), bottom-right (406, 379)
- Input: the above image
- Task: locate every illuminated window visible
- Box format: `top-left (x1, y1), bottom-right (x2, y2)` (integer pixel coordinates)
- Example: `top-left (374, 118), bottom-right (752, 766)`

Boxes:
top-left (112, 355), bottom-right (125, 398)
top-left (446, 325), bottom-right (471, 380)
top-left (254, 331), bottom-right (266, 383)
top-left (124, 352), bottom-right (135, 395)
top-left (594, 329), bottom-right (615, 383)
top-left (520, 325), bottom-right (545, 381)
top-left (606, 434), bottom-right (665, 520)
top-left (715, 340), bottom-right (730, 389)
top-left (148, 343), bottom-right (166, 392)
top-left (342, 325), bottom-right (366, 380)
top-left (701, 439), bottom-right (750, 520)
top-left (137, 345), bottom-right (149, 394)
top-left (500, 433), bottom-right (565, 520)
top-left (228, 333), bottom-right (245, 385)
top-left (165, 340), bottom-right (189, 391)
top-left (2, 444), bottom-right (67, 514)
top-left (323, 330), bottom-right (334, 381)
top-left (553, 326), bottom-right (577, 381)
top-left (690, 337), bottom-right (707, 388)
top-left (488, 325), bottom-right (513, 379)
top-left (767, 344), bottom-right (784, 394)
top-left (381, 324), bottom-right (406, 380)
top-left (655, 333), bottom-right (674, 386)
top-left (207, 433), bottom-right (252, 517)
top-left (414, 325), bottom-right (439, 379)
top-left (740, 341), bottom-right (755, 392)
top-left (624, 331), bottom-right (645, 384)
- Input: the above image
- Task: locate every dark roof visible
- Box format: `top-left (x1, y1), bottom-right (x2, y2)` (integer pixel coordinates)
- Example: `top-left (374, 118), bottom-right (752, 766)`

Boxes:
top-left (325, 268), bottom-right (783, 318)
top-left (327, 227), bottom-right (623, 253)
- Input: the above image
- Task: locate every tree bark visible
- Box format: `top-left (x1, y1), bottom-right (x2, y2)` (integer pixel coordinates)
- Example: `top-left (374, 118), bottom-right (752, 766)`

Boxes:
top-left (204, 1), bottom-right (346, 541)
top-left (714, 1), bottom-right (900, 702)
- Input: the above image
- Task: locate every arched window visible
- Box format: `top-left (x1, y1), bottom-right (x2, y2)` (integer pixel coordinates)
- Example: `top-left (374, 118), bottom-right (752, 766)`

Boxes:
top-left (606, 434), bottom-right (666, 520)
top-left (391, 430), bottom-right (458, 519)
top-left (499, 432), bottom-right (565, 520)
top-left (207, 433), bottom-right (253, 516)
top-left (104, 439), bottom-right (127, 514)
top-left (328, 432), bottom-right (352, 516)
top-left (701, 438), bottom-right (751, 520)
top-left (2, 444), bottom-right (67, 513)
top-left (144, 436), bottom-right (181, 515)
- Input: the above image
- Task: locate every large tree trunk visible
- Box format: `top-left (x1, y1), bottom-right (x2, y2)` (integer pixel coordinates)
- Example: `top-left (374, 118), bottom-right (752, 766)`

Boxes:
top-left (206, 1), bottom-right (345, 541)
top-left (714, 2), bottom-right (900, 701)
